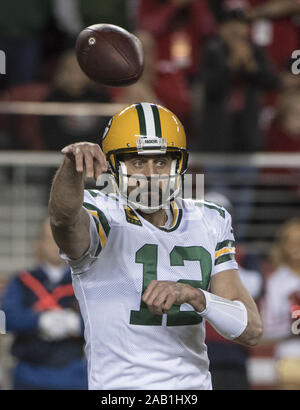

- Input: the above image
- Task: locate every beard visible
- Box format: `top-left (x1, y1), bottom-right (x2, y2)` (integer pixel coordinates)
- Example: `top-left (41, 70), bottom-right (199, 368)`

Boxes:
top-left (136, 186), bottom-right (164, 209)
top-left (125, 174), bottom-right (174, 210)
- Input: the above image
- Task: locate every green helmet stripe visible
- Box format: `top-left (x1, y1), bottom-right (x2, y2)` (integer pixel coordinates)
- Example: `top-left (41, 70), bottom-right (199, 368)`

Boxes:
top-left (151, 104), bottom-right (162, 138)
top-left (136, 103), bottom-right (146, 135)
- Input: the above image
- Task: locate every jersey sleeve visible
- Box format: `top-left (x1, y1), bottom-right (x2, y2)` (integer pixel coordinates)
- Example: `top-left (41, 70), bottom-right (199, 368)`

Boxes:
top-left (60, 190), bottom-right (111, 275)
top-left (212, 209), bottom-right (238, 276)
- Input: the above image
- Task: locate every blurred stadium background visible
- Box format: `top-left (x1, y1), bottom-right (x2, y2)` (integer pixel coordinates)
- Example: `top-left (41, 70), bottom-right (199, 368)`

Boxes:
top-left (0, 0), bottom-right (300, 390)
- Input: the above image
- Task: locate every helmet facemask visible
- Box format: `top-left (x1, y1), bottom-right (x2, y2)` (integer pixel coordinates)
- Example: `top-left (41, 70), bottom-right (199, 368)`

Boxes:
top-left (116, 152), bottom-right (185, 214)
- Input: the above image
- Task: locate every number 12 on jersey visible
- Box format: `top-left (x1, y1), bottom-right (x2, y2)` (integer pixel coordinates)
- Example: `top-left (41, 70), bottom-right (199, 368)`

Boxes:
top-left (130, 244), bottom-right (212, 326)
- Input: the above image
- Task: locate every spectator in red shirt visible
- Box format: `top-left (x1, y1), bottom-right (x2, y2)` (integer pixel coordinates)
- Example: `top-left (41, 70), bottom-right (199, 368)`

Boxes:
top-left (247, 0), bottom-right (300, 71)
top-left (209, 0), bottom-right (300, 71)
top-left (200, 8), bottom-right (279, 152)
top-left (261, 218), bottom-right (300, 389)
top-left (138, 0), bottom-right (216, 77)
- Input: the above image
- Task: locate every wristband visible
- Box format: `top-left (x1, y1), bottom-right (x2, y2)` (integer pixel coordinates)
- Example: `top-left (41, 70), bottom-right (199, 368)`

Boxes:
top-left (198, 290), bottom-right (248, 340)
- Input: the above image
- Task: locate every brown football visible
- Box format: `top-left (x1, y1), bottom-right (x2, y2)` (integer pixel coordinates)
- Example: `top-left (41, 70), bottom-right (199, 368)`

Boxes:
top-left (75, 23), bottom-right (144, 87)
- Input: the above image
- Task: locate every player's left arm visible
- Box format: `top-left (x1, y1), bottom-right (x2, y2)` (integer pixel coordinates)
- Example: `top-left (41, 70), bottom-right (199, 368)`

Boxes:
top-left (142, 273), bottom-right (263, 347)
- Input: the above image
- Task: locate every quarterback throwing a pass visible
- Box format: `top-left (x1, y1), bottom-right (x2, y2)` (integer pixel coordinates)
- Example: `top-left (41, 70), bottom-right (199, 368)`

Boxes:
top-left (49, 102), bottom-right (263, 390)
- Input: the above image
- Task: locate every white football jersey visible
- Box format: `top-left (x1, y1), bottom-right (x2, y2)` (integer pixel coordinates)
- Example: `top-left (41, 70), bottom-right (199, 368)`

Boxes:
top-left (62, 190), bottom-right (238, 390)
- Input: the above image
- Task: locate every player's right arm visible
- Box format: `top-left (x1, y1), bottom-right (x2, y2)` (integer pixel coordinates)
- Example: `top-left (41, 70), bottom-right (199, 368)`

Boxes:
top-left (48, 142), bottom-right (107, 259)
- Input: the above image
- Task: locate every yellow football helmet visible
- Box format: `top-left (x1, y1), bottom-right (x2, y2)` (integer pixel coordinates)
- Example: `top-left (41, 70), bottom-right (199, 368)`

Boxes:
top-left (101, 102), bottom-right (189, 212)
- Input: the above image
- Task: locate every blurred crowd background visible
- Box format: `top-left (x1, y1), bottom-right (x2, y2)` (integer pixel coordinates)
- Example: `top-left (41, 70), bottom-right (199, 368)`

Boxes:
top-left (0, 0), bottom-right (300, 390)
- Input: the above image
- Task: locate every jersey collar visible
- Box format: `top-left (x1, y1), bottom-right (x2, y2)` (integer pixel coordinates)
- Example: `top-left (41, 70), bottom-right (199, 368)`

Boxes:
top-left (167, 200), bottom-right (183, 232)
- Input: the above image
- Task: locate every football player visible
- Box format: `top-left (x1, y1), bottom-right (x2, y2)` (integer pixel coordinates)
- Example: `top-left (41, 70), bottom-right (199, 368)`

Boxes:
top-left (49, 102), bottom-right (262, 390)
